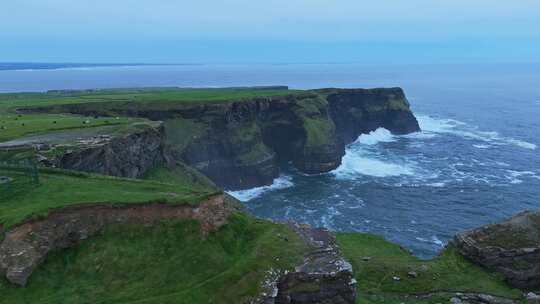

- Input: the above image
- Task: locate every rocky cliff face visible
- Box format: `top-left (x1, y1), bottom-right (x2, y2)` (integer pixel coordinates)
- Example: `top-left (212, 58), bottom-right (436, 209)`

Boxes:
top-left (52, 124), bottom-right (167, 178)
top-left (322, 88), bottom-right (421, 143)
top-left (260, 223), bottom-right (356, 304)
top-left (453, 211), bottom-right (540, 290)
top-left (0, 194), bottom-right (232, 286)
top-left (0, 123), bottom-right (168, 179)
top-left (22, 88), bottom-right (420, 190)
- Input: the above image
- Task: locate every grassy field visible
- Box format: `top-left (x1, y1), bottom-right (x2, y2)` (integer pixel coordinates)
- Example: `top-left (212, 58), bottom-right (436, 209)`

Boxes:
top-left (336, 233), bottom-right (522, 304)
top-left (0, 114), bottom-right (150, 143)
top-left (142, 163), bottom-right (218, 192)
top-left (0, 213), bottom-right (307, 304)
top-left (0, 88), bottom-right (299, 144)
top-left (0, 87), bottom-right (298, 109)
top-left (0, 167), bottom-right (218, 229)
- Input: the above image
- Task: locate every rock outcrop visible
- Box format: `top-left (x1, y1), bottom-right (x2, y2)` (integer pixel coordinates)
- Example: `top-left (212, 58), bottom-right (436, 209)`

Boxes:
top-left (261, 223), bottom-right (356, 304)
top-left (53, 124), bottom-right (167, 178)
top-left (322, 88), bottom-right (420, 143)
top-left (454, 210), bottom-right (540, 289)
top-left (0, 194), bottom-right (232, 286)
top-left (0, 122), bottom-right (168, 179)
top-left (20, 88), bottom-right (420, 190)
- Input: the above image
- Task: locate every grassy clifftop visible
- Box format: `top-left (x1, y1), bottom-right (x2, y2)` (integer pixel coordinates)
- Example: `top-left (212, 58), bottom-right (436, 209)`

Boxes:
top-left (0, 87), bottom-right (298, 111)
top-left (0, 213), bottom-right (307, 304)
top-left (337, 233), bottom-right (522, 304)
top-left (0, 167), bottom-right (218, 229)
top-left (0, 88), bottom-right (296, 144)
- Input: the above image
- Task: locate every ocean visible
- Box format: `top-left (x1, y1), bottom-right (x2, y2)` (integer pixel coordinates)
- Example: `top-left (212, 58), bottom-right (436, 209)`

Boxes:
top-left (1, 62), bottom-right (539, 258)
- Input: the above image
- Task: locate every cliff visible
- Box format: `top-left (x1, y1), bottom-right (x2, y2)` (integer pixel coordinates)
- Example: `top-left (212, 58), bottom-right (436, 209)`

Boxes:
top-left (18, 88), bottom-right (420, 190)
top-left (0, 122), bottom-right (167, 179)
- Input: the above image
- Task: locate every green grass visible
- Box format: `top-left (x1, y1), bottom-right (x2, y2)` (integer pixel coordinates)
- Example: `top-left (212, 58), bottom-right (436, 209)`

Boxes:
top-left (302, 117), bottom-right (336, 147)
top-left (336, 233), bottom-right (522, 303)
top-left (142, 163), bottom-right (217, 192)
top-left (0, 113), bottom-right (143, 143)
top-left (0, 88), bottom-right (298, 145)
top-left (163, 118), bottom-right (209, 152)
top-left (0, 213), bottom-right (307, 304)
top-left (0, 168), bottom-right (217, 229)
top-left (0, 88), bottom-right (299, 110)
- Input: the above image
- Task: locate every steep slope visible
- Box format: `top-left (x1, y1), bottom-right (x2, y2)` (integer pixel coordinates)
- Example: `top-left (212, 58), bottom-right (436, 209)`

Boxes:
top-left (9, 87), bottom-right (420, 190)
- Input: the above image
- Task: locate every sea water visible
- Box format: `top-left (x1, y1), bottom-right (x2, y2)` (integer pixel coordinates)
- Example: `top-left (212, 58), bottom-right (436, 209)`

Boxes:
top-left (2, 62), bottom-right (539, 258)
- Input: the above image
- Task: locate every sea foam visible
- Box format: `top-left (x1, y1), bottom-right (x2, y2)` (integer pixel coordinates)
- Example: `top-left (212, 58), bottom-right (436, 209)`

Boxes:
top-left (417, 115), bottom-right (537, 150)
top-left (356, 128), bottom-right (396, 145)
top-left (333, 128), bottom-right (414, 179)
top-left (227, 175), bottom-right (293, 202)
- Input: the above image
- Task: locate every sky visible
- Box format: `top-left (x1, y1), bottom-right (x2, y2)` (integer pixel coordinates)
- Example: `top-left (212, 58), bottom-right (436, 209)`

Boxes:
top-left (2, 0), bottom-right (540, 64)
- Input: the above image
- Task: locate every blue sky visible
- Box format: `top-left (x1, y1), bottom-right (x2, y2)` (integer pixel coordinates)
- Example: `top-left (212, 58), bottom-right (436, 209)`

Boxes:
top-left (2, 0), bottom-right (540, 63)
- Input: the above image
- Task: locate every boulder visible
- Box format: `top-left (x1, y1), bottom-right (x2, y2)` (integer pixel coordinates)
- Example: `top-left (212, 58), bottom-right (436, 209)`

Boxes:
top-left (454, 211), bottom-right (540, 289)
top-left (267, 223), bottom-right (357, 304)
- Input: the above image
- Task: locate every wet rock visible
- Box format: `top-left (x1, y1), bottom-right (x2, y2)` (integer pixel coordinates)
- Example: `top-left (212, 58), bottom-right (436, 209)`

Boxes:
top-left (451, 297), bottom-right (464, 304)
top-left (527, 292), bottom-right (540, 304)
top-left (453, 210), bottom-right (540, 289)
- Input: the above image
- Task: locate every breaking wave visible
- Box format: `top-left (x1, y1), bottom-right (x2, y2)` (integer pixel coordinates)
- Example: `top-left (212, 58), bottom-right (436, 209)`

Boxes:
top-left (356, 128), bottom-right (396, 145)
top-left (333, 128), bottom-right (414, 178)
top-left (227, 175), bottom-right (293, 202)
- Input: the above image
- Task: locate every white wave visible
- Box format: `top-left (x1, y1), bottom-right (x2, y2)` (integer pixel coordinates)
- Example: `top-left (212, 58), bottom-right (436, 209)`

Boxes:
top-left (333, 127), bottom-right (414, 179)
top-left (473, 144), bottom-right (490, 149)
top-left (431, 236), bottom-right (444, 247)
top-left (506, 139), bottom-right (537, 150)
top-left (334, 152), bottom-right (414, 178)
top-left (355, 128), bottom-right (396, 145)
top-left (426, 182), bottom-right (446, 187)
top-left (415, 235), bottom-right (444, 247)
top-left (416, 114), bottom-right (537, 150)
top-left (226, 175), bottom-right (293, 202)
top-left (505, 170), bottom-right (540, 184)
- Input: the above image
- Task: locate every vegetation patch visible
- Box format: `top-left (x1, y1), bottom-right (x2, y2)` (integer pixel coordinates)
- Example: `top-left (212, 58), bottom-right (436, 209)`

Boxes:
top-left (0, 113), bottom-right (142, 143)
top-left (142, 163), bottom-right (217, 192)
top-left (0, 88), bottom-right (300, 111)
top-left (0, 167), bottom-right (217, 229)
top-left (0, 213), bottom-right (307, 304)
top-left (336, 233), bottom-right (522, 303)
top-left (302, 117), bottom-right (336, 148)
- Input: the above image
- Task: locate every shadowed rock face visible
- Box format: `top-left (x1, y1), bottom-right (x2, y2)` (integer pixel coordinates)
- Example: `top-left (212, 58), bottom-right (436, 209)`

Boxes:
top-left (55, 124), bottom-right (167, 178)
top-left (324, 88), bottom-right (421, 143)
top-left (263, 223), bottom-right (356, 304)
top-left (454, 210), bottom-right (540, 289)
top-left (0, 123), bottom-right (168, 179)
top-left (173, 89), bottom-right (419, 190)
top-left (0, 195), bottom-right (232, 286)
top-left (21, 88), bottom-right (420, 190)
